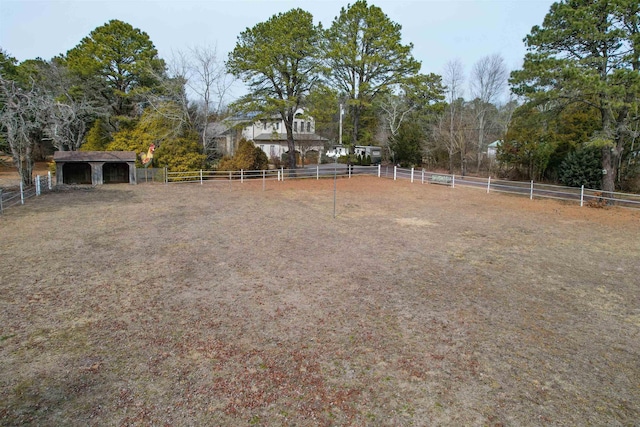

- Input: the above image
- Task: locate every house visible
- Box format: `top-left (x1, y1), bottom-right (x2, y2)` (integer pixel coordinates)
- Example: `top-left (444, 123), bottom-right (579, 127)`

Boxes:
top-left (211, 109), bottom-right (328, 164)
top-left (487, 140), bottom-right (502, 158)
top-left (53, 151), bottom-right (137, 185)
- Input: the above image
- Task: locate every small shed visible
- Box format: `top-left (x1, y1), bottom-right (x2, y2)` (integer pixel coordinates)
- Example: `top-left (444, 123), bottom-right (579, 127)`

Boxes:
top-left (53, 151), bottom-right (137, 185)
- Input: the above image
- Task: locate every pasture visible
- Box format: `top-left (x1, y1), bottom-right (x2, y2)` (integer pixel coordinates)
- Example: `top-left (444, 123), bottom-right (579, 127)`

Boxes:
top-left (1, 176), bottom-right (639, 425)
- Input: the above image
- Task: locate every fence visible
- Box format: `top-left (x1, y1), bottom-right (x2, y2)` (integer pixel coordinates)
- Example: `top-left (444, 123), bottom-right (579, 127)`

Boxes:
top-left (155, 164), bottom-right (640, 210)
top-left (4, 166), bottom-right (639, 213)
top-left (384, 166), bottom-right (640, 210)
top-left (0, 172), bottom-right (53, 214)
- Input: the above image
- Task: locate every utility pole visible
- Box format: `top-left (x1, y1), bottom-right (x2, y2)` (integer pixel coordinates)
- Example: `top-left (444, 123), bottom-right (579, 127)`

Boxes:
top-left (334, 104), bottom-right (344, 219)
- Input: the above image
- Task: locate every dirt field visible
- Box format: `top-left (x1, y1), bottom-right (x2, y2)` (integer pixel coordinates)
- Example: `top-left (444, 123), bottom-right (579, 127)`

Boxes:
top-left (1, 176), bottom-right (639, 426)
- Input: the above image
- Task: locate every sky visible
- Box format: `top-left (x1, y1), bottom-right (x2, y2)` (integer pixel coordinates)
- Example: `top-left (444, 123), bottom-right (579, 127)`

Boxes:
top-left (0, 0), bottom-right (555, 100)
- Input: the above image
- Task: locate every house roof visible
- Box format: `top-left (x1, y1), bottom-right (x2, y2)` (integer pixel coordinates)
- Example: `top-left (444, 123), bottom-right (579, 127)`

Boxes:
top-left (53, 151), bottom-right (137, 162)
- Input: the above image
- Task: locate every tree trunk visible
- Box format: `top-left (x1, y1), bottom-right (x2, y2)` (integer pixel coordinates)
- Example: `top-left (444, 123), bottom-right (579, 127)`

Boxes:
top-left (602, 146), bottom-right (615, 195)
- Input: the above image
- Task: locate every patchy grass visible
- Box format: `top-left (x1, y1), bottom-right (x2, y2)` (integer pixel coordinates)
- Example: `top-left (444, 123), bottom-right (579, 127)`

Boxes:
top-left (1, 176), bottom-right (639, 425)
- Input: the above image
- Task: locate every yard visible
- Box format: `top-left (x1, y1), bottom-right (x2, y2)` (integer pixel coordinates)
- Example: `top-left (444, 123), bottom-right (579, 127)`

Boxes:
top-left (1, 176), bottom-right (639, 425)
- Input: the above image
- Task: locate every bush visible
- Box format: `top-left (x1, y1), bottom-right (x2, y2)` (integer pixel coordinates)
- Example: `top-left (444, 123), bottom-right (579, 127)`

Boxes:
top-left (559, 146), bottom-right (602, 189)
top-left (217, 139), bottom-right (268, 171)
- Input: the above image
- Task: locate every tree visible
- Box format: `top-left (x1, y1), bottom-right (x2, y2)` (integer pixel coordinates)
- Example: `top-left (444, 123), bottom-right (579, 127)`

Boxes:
top-left (324, 0), bottom-right (420, 147)
top-left (65, 20), bottom-right (166, 122)
top-left (217, 139), bottom-right (268, 171)
top-left (470, 54), bottom-right (508, 172)
top-left (390, 120), bottom-right (423, 166)
top-left (0, 77), bottom-right (46, 184)
top-left (439, 60), bottom-right (466, 173)
top-left (511, 0), bottom-right (640, 194)
top-left (227, 8), bottom-right (323, 169)
top-left (186, 45), bottom-right (234, 156)
top-left (559, 146), bottom-right (603, 189)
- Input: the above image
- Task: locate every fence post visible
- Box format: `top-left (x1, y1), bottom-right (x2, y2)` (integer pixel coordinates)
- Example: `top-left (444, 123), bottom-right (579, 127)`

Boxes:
top-left (530, 180), bottom-right (534, 200)
top-left (422, 169), bottom-right (425, 184)
top-left (348, 164), bottom-right (351, 179)
top-left (317, 165), bottom-right (319, 180)
top-left (487, 176), bottom-right (491, 194)
top-left (378, 164), bottom-right (381, 178)
top-left (20, 181), bottom-right (24, 205)
top-left (281, 167), bottom-right (284, 181)
top-left (165, 167), bottom-right (168, 185)
top-left (580, 185), bottom-right (584, 207)
top-left (241, 169), bottom-right (244, 184)
top-left (277, 170), bottom-right (281, 181)
top-left (263, 170), bottom-right (266, 191)
top-left (394, 166), bottom-right (397, 181)
top-left (411, 167), bottom-right (414, 183)
top-left (200, 169), bottom-right (203, 185)
top-left (36, 175), bottom-right (40, 196)
top-left (452, 175), bottom-right (455, 188)
top-left (0, 189), bottom-right (3, 213)
top-left (48, 171), bottom-right (52, 189)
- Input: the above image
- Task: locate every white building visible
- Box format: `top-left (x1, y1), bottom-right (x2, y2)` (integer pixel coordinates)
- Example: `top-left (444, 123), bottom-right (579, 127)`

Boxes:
top-left (212, 109), bottom-right (328, 165)
top-left (487, 140), bottom-right (502, 158)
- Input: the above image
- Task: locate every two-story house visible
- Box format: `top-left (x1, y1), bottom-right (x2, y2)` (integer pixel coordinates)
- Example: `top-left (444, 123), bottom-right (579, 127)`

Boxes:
top-left (212, 109), bottom-right (328, 165)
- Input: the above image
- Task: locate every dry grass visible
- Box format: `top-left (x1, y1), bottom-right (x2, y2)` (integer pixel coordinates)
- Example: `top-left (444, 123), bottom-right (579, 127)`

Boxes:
top-left (1, 176), bottom-right (639, 426)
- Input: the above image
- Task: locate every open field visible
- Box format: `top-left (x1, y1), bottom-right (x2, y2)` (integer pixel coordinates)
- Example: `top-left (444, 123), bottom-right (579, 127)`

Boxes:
top-left (1, 176), bottom-right (639, 425)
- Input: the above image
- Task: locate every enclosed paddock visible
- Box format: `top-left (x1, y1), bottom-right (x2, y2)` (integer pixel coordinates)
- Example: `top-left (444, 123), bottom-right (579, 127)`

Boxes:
top-left (53, 151), bottom-right (137, 185)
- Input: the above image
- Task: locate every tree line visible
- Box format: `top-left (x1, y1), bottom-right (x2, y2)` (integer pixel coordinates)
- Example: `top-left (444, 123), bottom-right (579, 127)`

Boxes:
top-left (1, 0), bottom-right (638, 192)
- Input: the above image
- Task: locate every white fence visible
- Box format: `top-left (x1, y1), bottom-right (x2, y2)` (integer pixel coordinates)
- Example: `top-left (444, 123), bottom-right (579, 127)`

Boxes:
top-left (3, 166), bottom-right (639, 213)
top-left (157, 164), bottom-right (640, 210)
top-left (0, 172), bottom-right (53, 214)
top-left (386, 166), bottom-right (640, 210)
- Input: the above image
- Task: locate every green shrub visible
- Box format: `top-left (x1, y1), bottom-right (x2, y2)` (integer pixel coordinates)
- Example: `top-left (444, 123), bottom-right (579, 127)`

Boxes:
top-left (559, 146), bottom-right (602, 189)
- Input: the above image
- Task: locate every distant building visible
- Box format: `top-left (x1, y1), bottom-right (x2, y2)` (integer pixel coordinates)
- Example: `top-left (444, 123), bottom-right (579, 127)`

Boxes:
top-left (487, 140), bottom-right (502, 158)
top-left (210, 109), bottom-right (328, 164)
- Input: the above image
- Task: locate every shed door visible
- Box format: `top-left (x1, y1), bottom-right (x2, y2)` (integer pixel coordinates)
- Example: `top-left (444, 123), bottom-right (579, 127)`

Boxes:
top-left (103, 163), bottom-right (129, 184)
top-left (63, 163), bottom-right (91, 184)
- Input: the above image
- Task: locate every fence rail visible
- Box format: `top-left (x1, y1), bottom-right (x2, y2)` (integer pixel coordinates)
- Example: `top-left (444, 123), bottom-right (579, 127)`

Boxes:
top-left (0, 172), bottom-right (53, 214)
top-left (157, 164), bottom-right (640, 210)
top-left (386, 166), bottom-right (640, 209)
top-left (4, 166), bottom-right (639, 213)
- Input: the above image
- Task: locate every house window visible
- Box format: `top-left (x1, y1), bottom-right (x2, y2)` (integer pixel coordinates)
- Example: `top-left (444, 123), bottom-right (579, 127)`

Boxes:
top-left (275, 122), bottom-right (279, 130)
top-left (263, 122), bottom-right (267, 130)
top-left (307, 122), bottom-right (311, 132)
top-left (293, 121), bottom-right (298, 132)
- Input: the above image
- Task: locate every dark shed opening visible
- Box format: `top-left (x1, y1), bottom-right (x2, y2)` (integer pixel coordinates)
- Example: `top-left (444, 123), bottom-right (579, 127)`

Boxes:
top-left (63, 162), bottom-right (92, 184)
top-left (103, 162), bottom-right (130, 183)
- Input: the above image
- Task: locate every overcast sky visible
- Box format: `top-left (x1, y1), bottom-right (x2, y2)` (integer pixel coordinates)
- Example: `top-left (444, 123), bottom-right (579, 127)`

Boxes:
top-left (1, 0), bottom-right (554, 99)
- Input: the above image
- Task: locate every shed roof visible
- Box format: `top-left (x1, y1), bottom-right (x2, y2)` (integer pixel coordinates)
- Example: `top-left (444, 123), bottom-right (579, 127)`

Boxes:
top-left (53, 151), bottom-right (137, 162)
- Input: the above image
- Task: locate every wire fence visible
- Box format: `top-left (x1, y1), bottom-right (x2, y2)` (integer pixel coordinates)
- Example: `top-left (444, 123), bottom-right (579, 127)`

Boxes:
top-left (0, 172), bottom-right (54, 214)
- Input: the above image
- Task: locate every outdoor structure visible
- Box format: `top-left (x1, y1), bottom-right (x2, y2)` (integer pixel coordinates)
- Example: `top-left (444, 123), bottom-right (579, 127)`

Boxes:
top-left (211, 109), bottom-right (328, 164)
top-left (53, 151), bottom-right (137, 185)
top-left (487, 140), bottom-right (502, 158)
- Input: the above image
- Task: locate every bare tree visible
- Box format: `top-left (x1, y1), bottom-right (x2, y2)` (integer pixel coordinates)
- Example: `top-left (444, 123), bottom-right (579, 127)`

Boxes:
top-left (44, 95), bottom-right (102, 151)
top-left (0, 77), bottom-right (45, 184)
top-left (185, 45), bottom-right (234, 158)
top-left (470, 54), bottom-right (507, 172)
top-left (442, 59), bottom-right (465, 173)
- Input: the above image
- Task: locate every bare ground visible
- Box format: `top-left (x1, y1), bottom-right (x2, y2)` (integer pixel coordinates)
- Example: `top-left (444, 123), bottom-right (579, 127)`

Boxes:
top-left (1, 176), bottom-right (639, 426)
